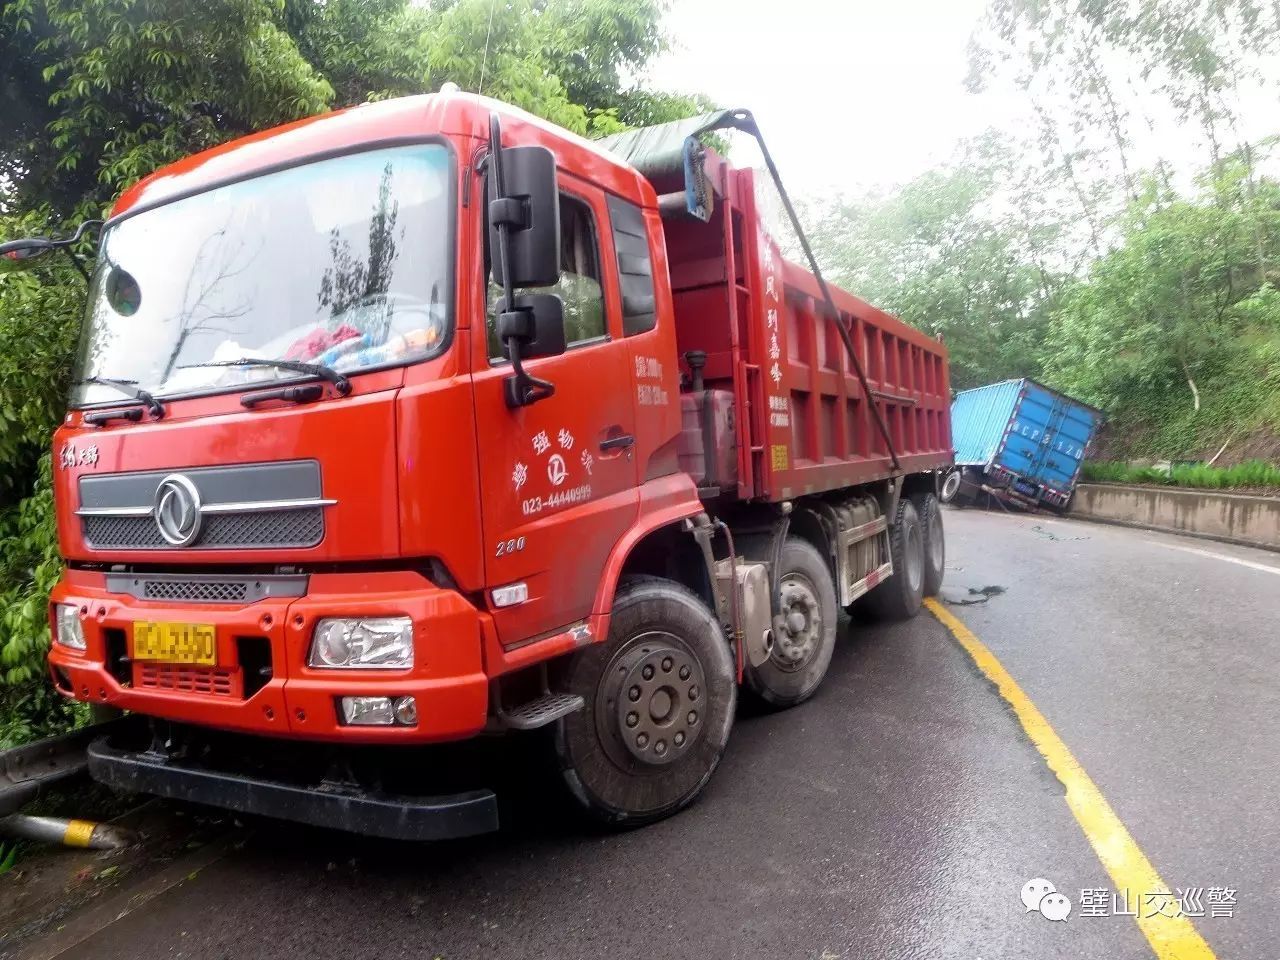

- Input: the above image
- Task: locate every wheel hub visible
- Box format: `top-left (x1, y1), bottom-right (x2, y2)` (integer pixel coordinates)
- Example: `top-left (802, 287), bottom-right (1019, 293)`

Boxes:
top-left (600, 636), bottom-right (706, 766)
top-left (772, 578), bottom-right (821, 669)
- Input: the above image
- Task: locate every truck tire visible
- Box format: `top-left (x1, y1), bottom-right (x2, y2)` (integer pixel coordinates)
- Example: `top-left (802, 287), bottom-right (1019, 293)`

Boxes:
top-left (939, 468), bottom-right (962, 504)
top-left (554, 577), bottom-right (736, 826)
top-left (911, 492), bottom-right (945, 597)
top-left (745, 537), bottom-right (838, 709)
top-left (864, 497), bottom-right (925, 620)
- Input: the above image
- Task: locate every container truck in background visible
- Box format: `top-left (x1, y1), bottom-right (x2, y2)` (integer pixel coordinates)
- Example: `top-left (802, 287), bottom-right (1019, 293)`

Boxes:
top-left (943, 378), bottom-right (1101, 512)
top-left (5, 91), bottom-right (952, 839)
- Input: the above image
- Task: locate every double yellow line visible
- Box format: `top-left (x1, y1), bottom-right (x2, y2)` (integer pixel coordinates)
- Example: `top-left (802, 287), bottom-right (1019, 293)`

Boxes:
top-left (925, 598), bottom-right (1217, 960)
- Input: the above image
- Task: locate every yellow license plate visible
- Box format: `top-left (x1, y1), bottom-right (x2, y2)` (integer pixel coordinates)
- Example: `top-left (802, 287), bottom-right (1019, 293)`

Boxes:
top-left (132, 621), bottom-right (217, 665)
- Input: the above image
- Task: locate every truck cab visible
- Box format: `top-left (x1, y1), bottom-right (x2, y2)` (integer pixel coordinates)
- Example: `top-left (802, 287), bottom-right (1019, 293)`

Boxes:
top-left (48, 92), bottom-right (687, 739)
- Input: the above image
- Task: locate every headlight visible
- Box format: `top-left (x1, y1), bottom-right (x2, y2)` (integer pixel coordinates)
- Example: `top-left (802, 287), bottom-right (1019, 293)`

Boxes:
top-left (54, 603), bottom-right (86, 650)
top-left (308, 617), bottom-right (414, 669)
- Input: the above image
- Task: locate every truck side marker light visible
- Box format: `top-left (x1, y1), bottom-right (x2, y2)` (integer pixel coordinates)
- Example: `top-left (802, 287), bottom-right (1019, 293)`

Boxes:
top-left (492, 583), bottom-right (528, 607)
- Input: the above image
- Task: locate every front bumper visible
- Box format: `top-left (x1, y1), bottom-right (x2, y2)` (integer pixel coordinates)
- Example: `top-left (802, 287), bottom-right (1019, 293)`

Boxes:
top-left (48, 569), bottom-right (489, 743)
top-left (87, 727), bottom-right (499, 841)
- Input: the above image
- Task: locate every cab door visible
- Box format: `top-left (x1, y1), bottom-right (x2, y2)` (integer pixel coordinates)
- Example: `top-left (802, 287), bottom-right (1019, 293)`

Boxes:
top-left (471, 175), bottom-right (639, 645)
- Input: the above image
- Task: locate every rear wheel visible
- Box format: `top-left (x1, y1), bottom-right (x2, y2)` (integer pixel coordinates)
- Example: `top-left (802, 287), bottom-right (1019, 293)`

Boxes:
top-left (864, 497), bottom-right (925, 620)
top-left (555, 577), bottom-right (736, 826)
top-left (744, 538), bottom-right (838, 709)
top-left (911, 492), bottom-right (945, 597)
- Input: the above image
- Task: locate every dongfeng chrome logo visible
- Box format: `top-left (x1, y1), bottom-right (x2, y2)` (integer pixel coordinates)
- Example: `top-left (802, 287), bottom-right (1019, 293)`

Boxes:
top-left (153, 474), bottom-right (203, 546)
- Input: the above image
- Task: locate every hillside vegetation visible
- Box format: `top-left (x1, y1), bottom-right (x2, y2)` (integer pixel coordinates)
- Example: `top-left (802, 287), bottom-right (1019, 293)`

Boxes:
top-left (804, 0), bottom-right (1280, 466)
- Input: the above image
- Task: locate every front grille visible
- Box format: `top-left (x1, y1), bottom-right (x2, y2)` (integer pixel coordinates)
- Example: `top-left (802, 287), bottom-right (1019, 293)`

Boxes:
top-left (203, 509), bottom-right (324, 547)
top-left (135, 662), bottom-right (242, 699)
top-left (83, 507), bottom-right (323, 550)
top-left (84, 515), bottom-right (165, 548)
top-left (142, 579), bottom-right (249, 603)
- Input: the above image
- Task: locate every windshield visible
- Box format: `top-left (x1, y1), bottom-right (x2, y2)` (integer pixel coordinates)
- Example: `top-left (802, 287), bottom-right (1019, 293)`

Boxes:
top-left (72, 143), bottom-right (454, 406)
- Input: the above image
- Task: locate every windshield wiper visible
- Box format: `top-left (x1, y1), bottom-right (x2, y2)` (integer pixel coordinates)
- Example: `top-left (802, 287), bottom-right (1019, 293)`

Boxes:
top-left (178, 358), bottom-right (352, 395)
top-left (75, 376), bottom-right (164, 419)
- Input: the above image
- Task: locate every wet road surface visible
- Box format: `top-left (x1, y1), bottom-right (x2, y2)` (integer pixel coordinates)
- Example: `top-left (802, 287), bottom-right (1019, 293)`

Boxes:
top-left (11, 509), bottom-right (1278, 959)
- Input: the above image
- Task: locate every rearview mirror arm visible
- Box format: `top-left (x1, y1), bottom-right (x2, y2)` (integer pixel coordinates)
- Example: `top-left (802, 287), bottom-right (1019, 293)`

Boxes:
top-left (61, 247), bottom-right (91, 284)
top-left (0, 220), bottom-right (101, 285)
top-left (60, 219), bottom-right (102, 285)
top-left (488, 114), bottom-right (555, 408)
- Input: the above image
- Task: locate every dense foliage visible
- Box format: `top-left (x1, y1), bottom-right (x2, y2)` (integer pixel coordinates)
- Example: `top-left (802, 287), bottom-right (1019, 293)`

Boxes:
top-left (1083, 458), bottom-right (1280, 490)
top-left (807, 0), bottom-right (1280, 463)
top-left (0, 0), bottom-right (705, 746)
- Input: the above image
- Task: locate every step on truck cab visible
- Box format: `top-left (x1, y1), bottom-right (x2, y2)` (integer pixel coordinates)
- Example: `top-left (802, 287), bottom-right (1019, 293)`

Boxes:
top-left (6, 91), bottom-right (953, 839)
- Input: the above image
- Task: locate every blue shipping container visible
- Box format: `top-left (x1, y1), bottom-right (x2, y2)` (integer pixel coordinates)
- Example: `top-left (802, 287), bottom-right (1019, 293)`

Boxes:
top-left (950, 379), bottom-right (1102, 508)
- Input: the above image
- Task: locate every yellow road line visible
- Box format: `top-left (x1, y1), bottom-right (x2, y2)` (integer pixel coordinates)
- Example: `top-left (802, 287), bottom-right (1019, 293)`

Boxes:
top-left (924, 598), bottom-right (1217, 960)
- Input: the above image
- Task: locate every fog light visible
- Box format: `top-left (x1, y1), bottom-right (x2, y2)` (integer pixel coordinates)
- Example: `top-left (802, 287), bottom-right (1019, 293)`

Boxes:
top-left (393, 696), bottom-right (418, 726)
top-left (339, 696), bottom-right (395, 726)
top-left (54, 604), bottom-right (85, 650)
top-left (338, 695), bottom-right (418, 727)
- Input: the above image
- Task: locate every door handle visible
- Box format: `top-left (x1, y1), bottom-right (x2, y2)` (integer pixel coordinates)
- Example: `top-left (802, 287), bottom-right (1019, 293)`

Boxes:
top-left (599, 434), bottom-right (635, 451)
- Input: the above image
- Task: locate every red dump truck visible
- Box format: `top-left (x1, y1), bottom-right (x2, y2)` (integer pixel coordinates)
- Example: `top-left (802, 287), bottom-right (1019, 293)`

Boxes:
top-left (4, 92), bottom-right (952, 838)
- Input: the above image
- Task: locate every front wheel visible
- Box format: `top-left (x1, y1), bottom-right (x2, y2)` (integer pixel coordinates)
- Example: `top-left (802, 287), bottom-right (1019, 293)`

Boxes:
top-left (554, 577), bottom-right (736, 826)
top-left (939, 468), bottom-right (962, 504)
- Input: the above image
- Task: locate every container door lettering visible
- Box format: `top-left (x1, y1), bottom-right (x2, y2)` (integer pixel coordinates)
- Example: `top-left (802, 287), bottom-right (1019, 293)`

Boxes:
top-left (472, 181), bottom-right (639, 645)
top-left (1035, 400), bottom-right (1095, 491)
top-left (997, 384), bottom-right (1056, 492)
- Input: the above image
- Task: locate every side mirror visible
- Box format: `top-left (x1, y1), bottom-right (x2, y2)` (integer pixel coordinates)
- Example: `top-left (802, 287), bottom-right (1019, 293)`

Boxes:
top-left (0, 221), bottom-right (101, 281)
top-left (498, 294), bottom-right (566, 362)
top-left (0, 237), bottom-right (56, 274)
top-left (488, 145), bottom-right (560, 288)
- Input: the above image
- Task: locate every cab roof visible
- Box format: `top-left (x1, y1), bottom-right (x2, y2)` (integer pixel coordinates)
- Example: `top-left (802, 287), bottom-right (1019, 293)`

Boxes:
top-left (110, 92), bottom-right (658, 220)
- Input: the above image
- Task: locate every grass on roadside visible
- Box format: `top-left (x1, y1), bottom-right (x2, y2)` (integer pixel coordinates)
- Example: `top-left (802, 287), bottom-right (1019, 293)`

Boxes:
top-left (1082, 458), bottom-right (1280, 491)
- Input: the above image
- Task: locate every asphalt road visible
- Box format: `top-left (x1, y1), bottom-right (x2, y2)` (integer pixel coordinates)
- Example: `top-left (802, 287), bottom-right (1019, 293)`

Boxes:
top-left (13, 509), bottom-right (1280, 959)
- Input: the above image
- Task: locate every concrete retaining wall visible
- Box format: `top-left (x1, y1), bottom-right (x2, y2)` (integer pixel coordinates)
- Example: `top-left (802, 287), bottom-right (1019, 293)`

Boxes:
top-left (1071, 483), bottom-right (1280, 551)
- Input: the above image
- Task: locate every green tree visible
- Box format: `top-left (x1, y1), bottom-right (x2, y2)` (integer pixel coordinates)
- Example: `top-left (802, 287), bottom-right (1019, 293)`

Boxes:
top-left (1044, 160), bottom-right (1280, 455)
top-left (803, 135), bottom-right (1066, 390)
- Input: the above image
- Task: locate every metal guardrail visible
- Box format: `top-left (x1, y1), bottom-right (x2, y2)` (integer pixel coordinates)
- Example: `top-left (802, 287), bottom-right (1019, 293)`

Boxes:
top-left (0, 719), bottom-right (128, 817)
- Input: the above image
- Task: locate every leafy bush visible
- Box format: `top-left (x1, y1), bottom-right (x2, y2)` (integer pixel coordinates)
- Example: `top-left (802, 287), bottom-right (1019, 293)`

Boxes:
top-left (1082, 459), bottom-right (1280, 491)
top-left (0, 213), bottom-right (84, 502)
top-left (0, 458), bottom-right (89, 749)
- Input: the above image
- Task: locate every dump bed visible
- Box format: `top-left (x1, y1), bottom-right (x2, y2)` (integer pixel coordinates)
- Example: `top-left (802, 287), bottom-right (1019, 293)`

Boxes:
top-left (656, 155), bottom-right (953, 503)
top-left (952, 379), bottom-right (1101, 498)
